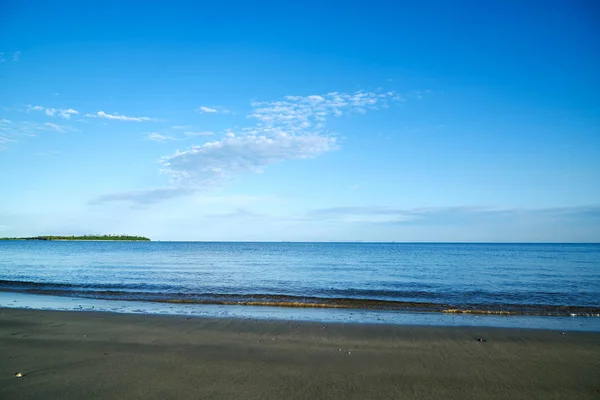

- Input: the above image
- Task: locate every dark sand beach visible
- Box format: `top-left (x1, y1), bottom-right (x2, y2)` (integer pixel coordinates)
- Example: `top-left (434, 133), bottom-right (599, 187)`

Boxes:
top-left (1, 308), bottom-right (599, 399)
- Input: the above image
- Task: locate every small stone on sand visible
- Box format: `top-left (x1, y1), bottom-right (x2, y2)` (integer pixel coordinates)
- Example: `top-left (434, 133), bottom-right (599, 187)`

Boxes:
top-left (15, 372), bottom-right (23, 378)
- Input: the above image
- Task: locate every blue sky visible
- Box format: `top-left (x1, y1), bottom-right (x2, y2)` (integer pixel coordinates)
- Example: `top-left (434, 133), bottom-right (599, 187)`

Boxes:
top-left (1, 0), bottom-right (599, 241)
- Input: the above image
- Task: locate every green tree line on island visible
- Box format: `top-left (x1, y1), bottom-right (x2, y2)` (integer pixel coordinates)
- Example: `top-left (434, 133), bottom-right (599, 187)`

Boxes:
top-left (0, 235), bottom-right (151, 241)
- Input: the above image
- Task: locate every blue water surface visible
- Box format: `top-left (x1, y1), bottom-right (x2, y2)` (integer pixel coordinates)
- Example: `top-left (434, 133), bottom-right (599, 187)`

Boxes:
top-left (0, 242), bottom-right (599, 325)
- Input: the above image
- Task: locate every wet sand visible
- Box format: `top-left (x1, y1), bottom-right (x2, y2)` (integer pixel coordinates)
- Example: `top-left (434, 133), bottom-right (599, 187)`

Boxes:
top-left (1, 308), bottom-right (599, 399)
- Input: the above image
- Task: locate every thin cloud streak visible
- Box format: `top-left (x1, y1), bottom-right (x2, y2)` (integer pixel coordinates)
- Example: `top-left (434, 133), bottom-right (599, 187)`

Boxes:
top-left (85, 111), bottom-right (154, 122)
top-left (145, 133), bottom-right (177, 142)
top-left (303, 205), bottom-right (600, 225)
top-left (197, 106), bottom-right (230, 114)
top-left (184, 131), bottom-right (214, 136)
top-left (89, 188), bottom-right (195, 206)
top-left (41, 123), bottom-right (67, 133)
top-left (0, 135), bottom-right (16, 149)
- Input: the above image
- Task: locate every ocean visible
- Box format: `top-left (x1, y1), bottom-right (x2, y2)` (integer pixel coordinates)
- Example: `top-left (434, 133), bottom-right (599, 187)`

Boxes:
top-left (1, 242), bottom-right (599, 330)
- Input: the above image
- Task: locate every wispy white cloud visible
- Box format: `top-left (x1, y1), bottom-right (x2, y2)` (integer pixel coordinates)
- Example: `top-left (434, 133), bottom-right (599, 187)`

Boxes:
top-left (159, 90), bottom-right (401, 189)
top-left (0, 135), bottom-right (16, 149)
top-left (198, 106), bottom-right (217, 113)
top-left (193, 194), bottom-right (281, 207)
top-left (0, 117), bottom-right (78, 149)
top-left (89, 188), bottom-right (194, 206)
top-left (304, 206), bottom-right (420, 224)
top-left (28, 105), bottom-right (79, 119)
top-left (85, 111), bottom-right (154, 122)
top-left (248, 90), bottom-right (399, 132)
top-left (55, 108), bottom-right (78, 118)
top-left (12, 51), bottom-right (20, 62)
top-left (0, 119), bottom-right (31, 140)
top-left (184, 131), bottom-right (214, 136)
top-left (204, 209), bottom-right (265, 220)
top-left (40, 122), bottom-right (67, 133)
top-left (89, 191), bottom-right (279, 208)
top-left (162, 134), bottom-right (336, 187)
top-left (0, 119), bottom-right (37, 148)
top-left (171, 125), bottom-right (191, 130)
top-left (145, 133), bottom-right (177, 142)
top-left (93, 89), bottom-right (409, 205)
top-left (0, 119), bottom-right (72, 148)
top-left (197, 106), bottom-right (230, 114)
top-left (302, 205), bottom-right (600, 226)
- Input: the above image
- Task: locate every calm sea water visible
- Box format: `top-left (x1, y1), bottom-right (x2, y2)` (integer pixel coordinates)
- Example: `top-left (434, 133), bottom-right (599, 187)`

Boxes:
top-left (0, 242), bottom-right (599, 317)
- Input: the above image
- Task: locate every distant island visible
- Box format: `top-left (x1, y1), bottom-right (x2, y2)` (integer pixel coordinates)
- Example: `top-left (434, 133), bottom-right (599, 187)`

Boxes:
top-left (0, 235), bottom-right (151, 241)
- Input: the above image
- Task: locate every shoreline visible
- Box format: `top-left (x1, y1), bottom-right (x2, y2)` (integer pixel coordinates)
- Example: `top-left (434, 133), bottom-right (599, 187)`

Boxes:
top-left (1, 282), bottom-right (599, 317)
top-left (1, 308), bottom-right (599, 399)
top-left (2, 292), bottom-right (600, 332)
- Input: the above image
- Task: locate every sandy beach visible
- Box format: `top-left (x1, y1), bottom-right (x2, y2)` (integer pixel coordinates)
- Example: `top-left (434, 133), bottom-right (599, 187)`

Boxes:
top-left (1, 308), bottom-right (599, 399)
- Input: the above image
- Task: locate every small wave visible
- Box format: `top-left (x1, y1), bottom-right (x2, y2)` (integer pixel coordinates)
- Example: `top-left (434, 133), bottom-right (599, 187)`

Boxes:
top-left (441, 309), bottom-right (519, 315)
top-left (0, 279), bottom-right (151, 291)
